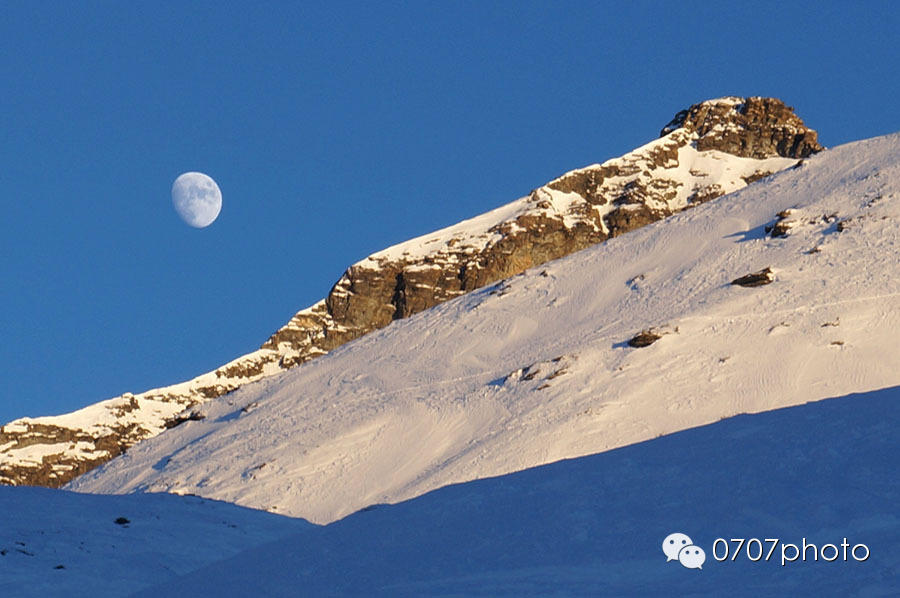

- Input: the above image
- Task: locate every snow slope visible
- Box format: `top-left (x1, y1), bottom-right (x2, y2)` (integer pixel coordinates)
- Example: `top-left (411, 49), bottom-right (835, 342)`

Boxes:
top-left (136, 387), bottom-right (900, 597)
top-left (0, 98), bottom-right (800, 487)
top-left (72, 132), bottom-right (900, 526)
top-left (0, 487), bottom-right (309, 597)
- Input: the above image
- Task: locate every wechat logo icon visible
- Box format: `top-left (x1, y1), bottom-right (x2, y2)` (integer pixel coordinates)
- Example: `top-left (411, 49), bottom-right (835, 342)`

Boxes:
top-left (663, 532), bottom-right (706, 570)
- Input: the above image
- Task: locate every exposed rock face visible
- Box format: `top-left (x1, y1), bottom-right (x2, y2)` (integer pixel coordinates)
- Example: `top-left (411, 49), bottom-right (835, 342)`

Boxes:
top-left (660, 96), bottom-right (822, 159)
top-left (0, 96), bottom-right (822, 487)
top-left (0, 424), bottom-right (127, 488)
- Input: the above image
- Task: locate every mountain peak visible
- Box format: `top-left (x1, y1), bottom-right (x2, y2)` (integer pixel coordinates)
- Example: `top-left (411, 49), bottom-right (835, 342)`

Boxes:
top-left (660, 96), bottom-right (823, 158)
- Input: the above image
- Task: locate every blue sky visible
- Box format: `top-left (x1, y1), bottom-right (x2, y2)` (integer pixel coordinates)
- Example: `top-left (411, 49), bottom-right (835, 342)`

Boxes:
top-left (1, 2), bottom-right (897, 423)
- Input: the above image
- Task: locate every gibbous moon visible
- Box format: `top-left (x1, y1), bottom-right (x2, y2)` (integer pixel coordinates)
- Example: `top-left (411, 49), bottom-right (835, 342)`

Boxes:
top-left (172, 172), bottom-right (222, 228)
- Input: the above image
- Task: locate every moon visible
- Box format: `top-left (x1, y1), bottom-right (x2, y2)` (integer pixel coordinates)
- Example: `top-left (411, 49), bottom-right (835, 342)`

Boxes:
top-left (171, 172), bottom-right (222, 228)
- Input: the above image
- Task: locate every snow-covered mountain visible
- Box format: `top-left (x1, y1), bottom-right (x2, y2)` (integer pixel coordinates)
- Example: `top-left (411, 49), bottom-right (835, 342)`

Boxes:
top-left (2, 101), bottom-right (897, 597)
top-left (70, 130), bottom-right (900, 527)
top-left (0, 97), bottom-right (821, 488)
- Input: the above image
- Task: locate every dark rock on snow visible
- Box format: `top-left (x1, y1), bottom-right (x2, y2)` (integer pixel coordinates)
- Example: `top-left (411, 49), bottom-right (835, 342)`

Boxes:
top-left (731, 267), bottom-right (776, 287)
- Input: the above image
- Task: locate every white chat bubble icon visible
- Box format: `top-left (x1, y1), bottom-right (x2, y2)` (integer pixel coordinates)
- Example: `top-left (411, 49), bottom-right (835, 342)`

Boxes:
top-left (662, 532), bottom-right (693, 561)
top-left (678, 544), bottom-right (706, 569)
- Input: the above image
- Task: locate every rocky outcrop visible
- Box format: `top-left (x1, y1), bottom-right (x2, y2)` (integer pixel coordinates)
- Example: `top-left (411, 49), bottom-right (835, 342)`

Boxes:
top-left (661, 96), bottom-right (822, 159)
top-left (0, 423), bottom-right (130, 488)
top-left (262, 209), bottom-right (608, 358)
top-left (731, 267), bottom-right (776, 287)
top-left (0, 97), bottom-right (823, 487)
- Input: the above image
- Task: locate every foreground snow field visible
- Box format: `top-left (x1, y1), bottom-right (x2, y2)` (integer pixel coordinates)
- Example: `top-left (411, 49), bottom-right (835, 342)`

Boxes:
top-left (142, 387), bottom-right (896, 597)
top-left (5, 387), bottom-right (896, 597)
top-left (0, 488), bottom-right (309, 597)
top-left (71, 132), bottom-right (900, 526)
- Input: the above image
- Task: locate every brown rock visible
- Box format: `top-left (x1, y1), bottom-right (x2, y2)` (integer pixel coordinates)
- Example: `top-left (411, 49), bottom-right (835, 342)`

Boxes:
top-left (661, 97), bottom-right (822, 159)
top-left (766, 210), bottom-right (797, 238)
top-left (731, 267), bottom-right (775, 287)
top-left (627, 330), bottom-right (663, 348)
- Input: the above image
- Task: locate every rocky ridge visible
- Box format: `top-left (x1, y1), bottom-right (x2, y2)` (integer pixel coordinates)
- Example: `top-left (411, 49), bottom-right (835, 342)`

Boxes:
top-left (0, 97), bottom-right (821, 487)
